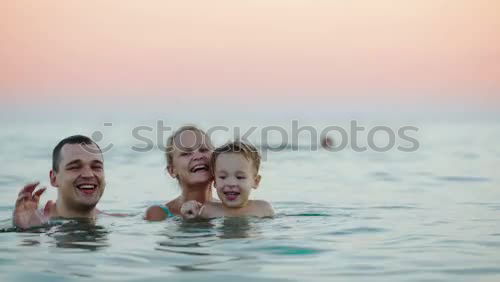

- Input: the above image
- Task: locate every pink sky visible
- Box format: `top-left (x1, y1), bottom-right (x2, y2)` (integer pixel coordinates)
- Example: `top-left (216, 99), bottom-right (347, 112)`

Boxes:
top-left (1, 0), bottom-right (499, 110)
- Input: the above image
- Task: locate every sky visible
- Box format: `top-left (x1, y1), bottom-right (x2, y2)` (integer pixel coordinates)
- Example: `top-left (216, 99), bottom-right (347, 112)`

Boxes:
top-left (1, 0), bottom-right (499, 116)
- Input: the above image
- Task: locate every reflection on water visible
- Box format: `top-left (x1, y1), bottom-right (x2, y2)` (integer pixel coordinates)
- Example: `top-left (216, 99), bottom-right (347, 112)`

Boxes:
top-left (156, 218), bottom-right (215, 256)
top-left (216, 217), bottom-right (261, 239)
top-left (46, 219), bottom-right (109, 251)
top-left (159, 217), bottom-right (261, 242)
top-left (154, 217), bottom-right (264, 273)
top-left (156, 217), bottom-right (260, 252)
top-left (0, 218), bottom-right (16, 233)
top-left (174, 218), bottom-right (217, 236)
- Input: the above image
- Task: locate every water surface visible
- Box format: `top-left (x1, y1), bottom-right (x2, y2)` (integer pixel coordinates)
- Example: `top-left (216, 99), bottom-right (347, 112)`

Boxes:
top-left (1, 120), bottom-right (499, 281)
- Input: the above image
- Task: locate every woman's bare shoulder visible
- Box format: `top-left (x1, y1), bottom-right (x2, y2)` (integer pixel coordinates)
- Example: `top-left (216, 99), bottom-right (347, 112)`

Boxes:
top-left (144, 205), bottom-right (168, 221)
top-left (144, 200), bottom-right (181, 221)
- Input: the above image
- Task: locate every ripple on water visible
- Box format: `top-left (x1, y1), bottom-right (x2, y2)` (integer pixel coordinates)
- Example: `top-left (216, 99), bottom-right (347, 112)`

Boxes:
top-left (370, 171), bottom-right (400, 182)
top-left (0, 217), bottom-right (15, 232)
top-left (476, 241), bottom-right (500, 248)
top-left (0, 175), bottom-right (26, 186)
top-left (458, 202), bottom-right (500, 212)
top-left (454, 152), bottom-right (480, 160)
top-left (275, 202), bottom-right (336, 217)
top-left (287, 213), bottom-right (333, 217)
top-left (460, 202), bottom-right (494, 206)
top-left (0, 227), bottom-right (16, 233)
top-left (327, 227), bottom-right (387, 236)
top-left (251, 245), bottom-right (326, 256)
top-left (368, 205), bottom-right (420, 210)
top-left (435, 176), bottom-right (491, 183)
top-left (440, 267), bottom-right (500, 275)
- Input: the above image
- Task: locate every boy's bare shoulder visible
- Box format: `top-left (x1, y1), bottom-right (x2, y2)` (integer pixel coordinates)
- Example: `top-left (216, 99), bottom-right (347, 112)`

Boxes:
top-left (249, 200), bottom-right (275, 217)
top-left (251, 200), bottom-right (272, 207)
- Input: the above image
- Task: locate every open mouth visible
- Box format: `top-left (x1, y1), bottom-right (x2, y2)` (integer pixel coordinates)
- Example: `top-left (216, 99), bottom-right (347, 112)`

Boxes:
top-left (223, 191), bottom-right (240, 201)
top-left (76, 184), bottom-right (97, 195)
top-left (190, 164), bottom-right (209, 173)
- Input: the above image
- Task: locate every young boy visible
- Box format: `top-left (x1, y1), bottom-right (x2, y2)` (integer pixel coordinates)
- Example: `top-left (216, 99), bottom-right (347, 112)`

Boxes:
top-left (181, 141), bottom-right (274, 219)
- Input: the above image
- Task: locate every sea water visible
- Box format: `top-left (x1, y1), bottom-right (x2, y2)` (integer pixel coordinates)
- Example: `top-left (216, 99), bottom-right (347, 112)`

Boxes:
top-left (1, 118), bottom-right (499, 281)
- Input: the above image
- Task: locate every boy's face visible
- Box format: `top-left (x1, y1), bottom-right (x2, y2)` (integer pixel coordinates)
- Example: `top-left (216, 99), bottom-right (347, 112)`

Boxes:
top-left (214, 153), bottom-right (260, 208)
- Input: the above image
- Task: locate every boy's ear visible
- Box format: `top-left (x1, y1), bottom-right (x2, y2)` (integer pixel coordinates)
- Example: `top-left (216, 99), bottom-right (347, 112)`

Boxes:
top-left (167, 165), bottom-right (177, 179)
top-left (253, 174), bottom-right (261, 189)
top-left (49, 170), bottom-right (59, 188)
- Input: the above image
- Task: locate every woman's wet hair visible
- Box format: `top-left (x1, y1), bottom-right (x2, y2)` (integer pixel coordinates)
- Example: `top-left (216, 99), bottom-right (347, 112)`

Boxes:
top-left (165, 125), bottom-right (214, 169)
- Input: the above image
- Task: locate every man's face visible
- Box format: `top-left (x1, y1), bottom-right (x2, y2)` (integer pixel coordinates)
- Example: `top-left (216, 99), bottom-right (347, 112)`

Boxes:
top-left (50, 143), bottom-right (106, 211)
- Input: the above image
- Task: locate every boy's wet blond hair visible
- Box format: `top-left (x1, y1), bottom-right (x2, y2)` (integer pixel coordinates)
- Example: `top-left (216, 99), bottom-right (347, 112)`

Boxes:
top-left (165, 125), bottom-right (213, 168)
top-left (210, 141), bottom-right (261, 176)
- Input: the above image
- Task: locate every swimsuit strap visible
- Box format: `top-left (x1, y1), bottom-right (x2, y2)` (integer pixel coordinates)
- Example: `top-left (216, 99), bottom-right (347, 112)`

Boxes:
top-left (159, 205), bottom-right (174, 217)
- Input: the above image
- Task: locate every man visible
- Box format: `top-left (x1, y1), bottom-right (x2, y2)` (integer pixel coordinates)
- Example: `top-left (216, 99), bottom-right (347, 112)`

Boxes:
top-left (13, 135), bottom-right (106, 230)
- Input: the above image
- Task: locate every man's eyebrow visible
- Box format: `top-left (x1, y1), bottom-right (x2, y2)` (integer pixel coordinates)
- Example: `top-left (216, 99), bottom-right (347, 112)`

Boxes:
top-left (91, 160), bottom-right (104, 165)
top-left (65, 160), bottom-right (82, 167)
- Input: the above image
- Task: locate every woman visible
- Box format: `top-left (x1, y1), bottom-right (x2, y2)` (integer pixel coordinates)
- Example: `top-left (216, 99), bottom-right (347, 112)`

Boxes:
top-left (145, 125), bottom-right (214, 220)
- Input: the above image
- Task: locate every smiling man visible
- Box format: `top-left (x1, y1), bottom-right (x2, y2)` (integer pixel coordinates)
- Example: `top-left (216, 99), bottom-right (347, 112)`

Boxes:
top-left (13, 135), bottom-right (106, 230)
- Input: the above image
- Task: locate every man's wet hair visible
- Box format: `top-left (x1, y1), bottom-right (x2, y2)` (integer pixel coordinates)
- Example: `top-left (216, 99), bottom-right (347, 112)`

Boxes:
top-left (52, 135), bottom-right (102, 172)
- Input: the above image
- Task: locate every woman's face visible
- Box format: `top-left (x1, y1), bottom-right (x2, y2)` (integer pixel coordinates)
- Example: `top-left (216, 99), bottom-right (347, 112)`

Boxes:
top-left (168, 130), bottom-right (213, 186)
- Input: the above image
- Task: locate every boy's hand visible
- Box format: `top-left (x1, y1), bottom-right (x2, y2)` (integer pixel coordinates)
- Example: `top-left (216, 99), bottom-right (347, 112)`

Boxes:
top-left (13, 182), bottom-right (48, 229)
top-left (180, 200), bottom-right (203, 219)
